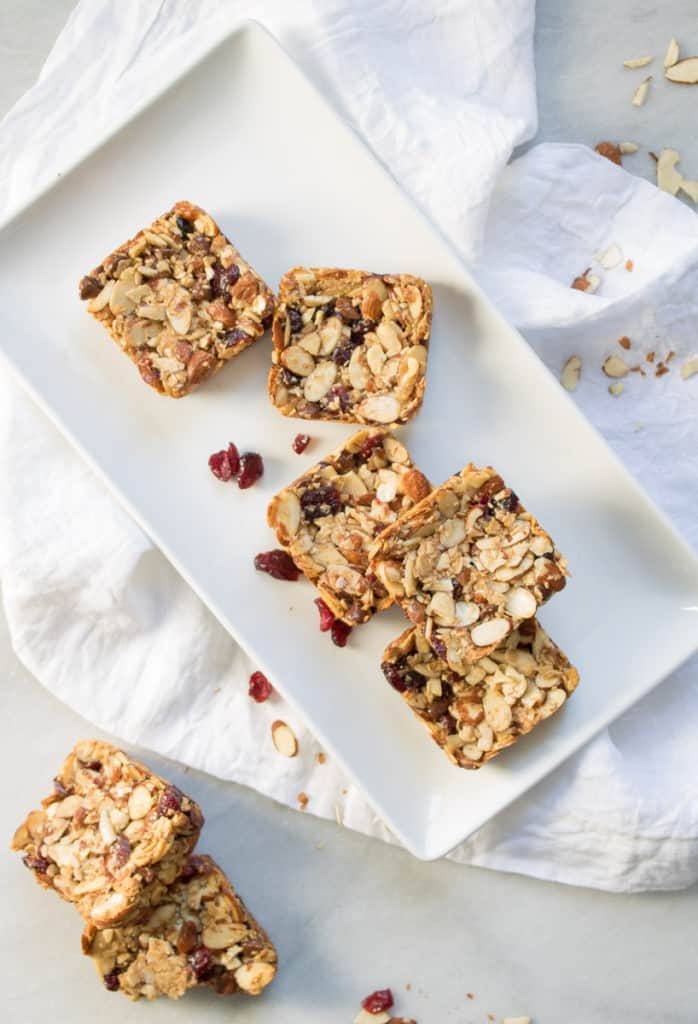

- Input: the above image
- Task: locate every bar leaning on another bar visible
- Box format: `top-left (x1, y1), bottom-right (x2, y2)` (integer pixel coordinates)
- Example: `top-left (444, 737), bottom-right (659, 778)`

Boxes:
top-left (381, 620), bottom-right (579, 768)
top-left (82, 854), bottom-right (277, 1001)
top-left (79, 201), bottom-right (275, 397)
top-left (11, 740), bottom-right (203, 928)
top-left (370, 465), bottom-right (568, 670)
top-left (268, 266), bottom-right (433, 425)
top-left (267, 429), bottom-right (431, 625)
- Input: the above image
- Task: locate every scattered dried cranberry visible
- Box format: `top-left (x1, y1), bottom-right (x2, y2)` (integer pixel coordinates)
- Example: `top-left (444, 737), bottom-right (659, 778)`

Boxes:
top-left (158, 789), bottom-right (182, 815)
top-left (188, 946), bottom-right (215, 981)
top-left (315, 598), bottom-right (335, 632)
top-left (254, 549), bottom-right (300, 581)
top-left (103, 969), bottom-right (123, 991)
top-left (249, 671), bottom-right (273, 703)
top-left (79, 275), bottom-right (101, 300)
top-left (238, 452), bottom-right (264, 489)
top-left (23, 854), bottom-right (50, 874)
top-left (176, 215), bottom-right (194, 236)
top-left (362, 989), bottom-right (394, 1014)
top-left (212, 263), bottom-right (240, 297)
top-left (300, 485), bottom-right (343, 521)
top-left (331, 620), bottom-right (352, 647)
top-left (292, 433), bottom-right (311, 454)
top-left (359, 434), bottom-right (385, 461)
top-left (287, 306), bottom-right (304, 333)
top-left (209, 442), bottom-right (240, 482)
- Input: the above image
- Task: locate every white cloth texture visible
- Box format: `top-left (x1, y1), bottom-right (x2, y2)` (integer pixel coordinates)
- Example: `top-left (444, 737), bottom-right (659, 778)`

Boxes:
top-left (1, 0), bottom-right (697, 894)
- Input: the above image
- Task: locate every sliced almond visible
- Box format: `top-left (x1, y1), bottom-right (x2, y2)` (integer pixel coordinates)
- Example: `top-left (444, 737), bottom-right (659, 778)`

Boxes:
top-left (166, 289), bottom-right (192, 335)
top-left (632, 76), bottom-right (652, 106)
top-left (596, 243), bottom-right (623, 269)
top-left (86, 279), bottom-right (114, 313)
top-left (303, 361), bottom-right (336, 402)
top-left (318, 318), bottom-right (342, 355)
top-left (619, 141), bottom-right (639, 154)
top-left (281, 345), bottom-right (315, 377)
top-left (656, 148), bottom-right (683, 195)
top-left (505, 587), bottom-right (537, 619)
top-left (470, 618), bottom-right (510, 648)
top-left (127, 784), bottom-right (154, 820)
top-left (623, 55), bottom-right (653, 68)
top-left (234, 961), bottom-right (276, 995)
top-left (603, 355), bottom-right (630, 378)
top-left (609, 381), bottom-right (625, 396)
top-left (664, 37), bottom-right (680, 68)
top-left (681, 356), bottom-right (698, 380)
top-left (298, 330), bottom-right (321, 356)
top-left (382, 435), bottom-right (409, 464)
top-left (109, 268), bottom-right (138, 315)
top-left (665, 56), bottom-right (698, 83)
top-left (358, 393), bottom-right (401, 424)
top-left (455, 601), bottom-right (480, 626)
top-left (483, 690), bottom-right (513, 732)
top-left (271, 491), bottom-right (301, 541)
top-left (561, 355), bottom-right (582, 391)
top-left (354, 1012), bottom-right (391, 1024)
top-left (679, 179), bottom-right (698, 203)
top-left (271, 720), bottom-right (298, 758)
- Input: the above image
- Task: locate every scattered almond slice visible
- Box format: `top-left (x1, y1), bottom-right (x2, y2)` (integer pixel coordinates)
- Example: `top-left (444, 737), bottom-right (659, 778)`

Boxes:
top-left (609, 382), bottom-right (625, 396)
top-left (679, 179), bottom-right (698, 203)
top-left (571, 268), bottom-right (600, 293)
top-left (681, 355), bottom-right (698, 379)
top-left (665, 56), bottom-right (698, 83)
top-left (354, 1013), bottom-right (391, 1024)
top-left (594, 141), bottom-right (622, 165)
top-left (271, 720), bottom-right (298, 757)
top-left (624, 55), bottom-right (653, 68)
top-left (664, 37), bottom-right (680, 68)
top-left (655, 148), bottom-right (683, 195)
top-left (596, 243), bottom-right (623, 269)
top-left (561, 355), bottom-right (582, 391)
top-left (603, 355), bottom-right (630, 378)
top-left (632, 76), bottom-right (652, 105)
top-left (503, 1018), bottom-right (531, 1024)
top-left (619, 141), bottom-right (639, 154)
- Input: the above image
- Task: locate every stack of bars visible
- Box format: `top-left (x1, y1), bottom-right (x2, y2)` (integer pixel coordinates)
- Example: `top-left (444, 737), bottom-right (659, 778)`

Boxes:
top-left (269, 438), bottom-right (579, 769)
top-left (11, 741), bottom-right (277, 1000)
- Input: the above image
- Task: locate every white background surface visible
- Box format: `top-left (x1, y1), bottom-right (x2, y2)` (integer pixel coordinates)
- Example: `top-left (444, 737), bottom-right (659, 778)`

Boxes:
top-left (1, 3), bottom-right (698, 1022)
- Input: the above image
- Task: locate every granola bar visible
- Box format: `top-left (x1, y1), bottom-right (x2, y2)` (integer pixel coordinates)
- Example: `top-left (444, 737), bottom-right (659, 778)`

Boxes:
top-left (268, 267), bottom-right (432, 425)
top-left (79, 201), bottom-right (275, 397)
top-left (381, 621), bottom-right (579, 768)
top-left (12, 740), bottom-right (203, 928)
top-left (370, 466), bottom-right (568, 669)
top-left (82, 854), bottom-right (277, 1001)
top-left (267, 429), bottom-right (431, 624)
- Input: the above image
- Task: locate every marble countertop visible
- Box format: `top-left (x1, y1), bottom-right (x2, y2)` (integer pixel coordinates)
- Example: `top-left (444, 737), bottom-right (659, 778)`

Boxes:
top-left (1, 3), bottom-right (697, 1022)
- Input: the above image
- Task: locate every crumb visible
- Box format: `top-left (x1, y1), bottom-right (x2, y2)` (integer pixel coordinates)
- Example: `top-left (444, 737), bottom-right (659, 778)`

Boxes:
top-left (342, 788), bottom-right (348, 795)
top-left (594, 141), bottom-right (622, 165)
top-left (666, 350), bottom-right (676, 363)
top-left (297, 791), bottom-right (309, 810)
top-left (467, 992), bottom-right (474, 1000)
top-left (656, 363), bottom-right (670, 377)
top-left (625, 258), bottom-right (634, 271)
top-left (335, 804), bottom-right (343, 825)
top-left (646, 350), bottom-right (655, 363)
top-left (488, 1014), bottom-right (496, 1021)
top-left (618, 335), bottom-right (631, 350)
top-left (630, 365), bottom-right (646, 376)
top-left (315, 841), bottom-right (324, 850)
top-left (316, 752), bottom-right (327, 765)
top-left (213, 687), bottom-right (221, 695)
top-left (406, 983), bottom-right (411, 991)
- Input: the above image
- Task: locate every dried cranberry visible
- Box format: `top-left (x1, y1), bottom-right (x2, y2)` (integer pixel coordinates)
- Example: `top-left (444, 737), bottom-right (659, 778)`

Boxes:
top-left (287, 307), bottom-right (304, 334)
top-left (300, 485), bottom-right (343, 521)
top-left (222, 328), bottom-right (252, 349)
top-left (83, 760), bottom-right (102, 771)
top-left (176, 215), bottom-right (194, 236)
top-left (103, 969), bottom-right (123, 991)
top-left (237, 452), bottom-right (264, 489)
top-left (188, 946), bottom-right (215, 981)
top-left (110, 835), bottom-right (132, 869)
top-left (249, 671), bottom-right (273, 703)
top-left (359, 434), bottom-right (385, 461)
top-left (498, 490), bottom-right (519, 512)
top-left (321, 298), bottom-right (336, 317)
top-left (331, 620), bottom-right (352, 647)
top-left (254, 550), bottom-right (300, 581)
top-left (362, 989), bottom-right (394, 1013)
top-left (327, 384), bottom-right (351, 411)
top-left (209, 443), bottom-right (240, 482)
top-left (431, 636), bottom-right (448, 663)
top-left (292, 433), bottom-right (311, 454)
top-left (177, 855), bottom-right (208, 883)
top-left (315, 598), bottom-right (335, 632)
top-left (79, 275), bottom-right (101, 300)
top-left (382, 661), bottom-right (406, 692)
top-left (212, 263), bottom-right (240, 297)
top-left (280, 368), bottom-right (302, 388)
top-left (332, 334), bottom-right (362, 366)
top-left (158, 789), bottom-right (182, 815)
top-left (452, 579), bottom-right (463, 600)
top-left (23, 854), bottom-right (50, 874)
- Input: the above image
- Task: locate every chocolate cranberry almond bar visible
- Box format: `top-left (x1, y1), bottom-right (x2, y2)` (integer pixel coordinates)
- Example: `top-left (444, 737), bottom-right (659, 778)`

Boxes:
top-left (269, 267), bottom-right (432, 425)
top-left (267, 429), bottom-right (431, 625)
top-left (82, 855), bottom-right (277, 1001)
top-left (382, 621), bottom-right (579, 768)
top-left (370, 466), bottom-right (568, 670)
top-left (12, 740), bottom-right (203, 928)
top-left (79, 201), bottom-right (275, 397)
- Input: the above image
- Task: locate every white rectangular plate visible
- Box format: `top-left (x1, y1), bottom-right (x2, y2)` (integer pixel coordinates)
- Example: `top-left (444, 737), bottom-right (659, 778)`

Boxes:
top-left (1, 22), bottom-right (697, 860)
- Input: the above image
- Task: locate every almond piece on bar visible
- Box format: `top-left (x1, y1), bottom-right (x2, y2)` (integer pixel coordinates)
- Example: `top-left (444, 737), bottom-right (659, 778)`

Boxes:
top-left (268, 266), bottom-right (433, 425)
top-left (79, 201), bottom-right (275, 397)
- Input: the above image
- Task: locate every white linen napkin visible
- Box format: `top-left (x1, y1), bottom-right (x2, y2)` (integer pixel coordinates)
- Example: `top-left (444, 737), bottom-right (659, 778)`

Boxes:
top-left (1, 0), bottom-right (697, 893)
